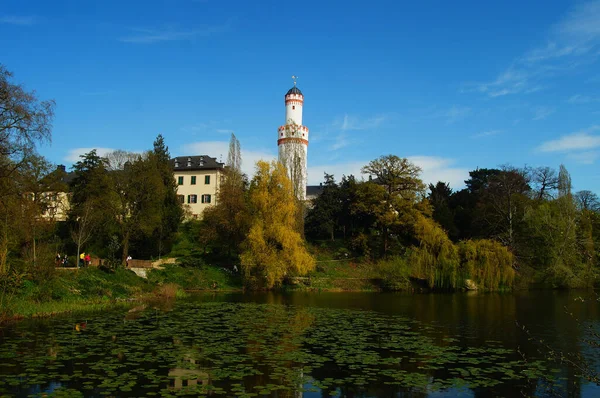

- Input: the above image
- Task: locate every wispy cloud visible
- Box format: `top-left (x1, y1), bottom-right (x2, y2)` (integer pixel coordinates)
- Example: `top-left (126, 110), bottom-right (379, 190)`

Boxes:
top-left (472, 130), bottom-right (501, 138)
top-left (317, 114), bottom-right (387, 151)
top-left (537, 125), bottom-right (600, 163)
top-left (532, 106), bottom-right (555, 121)
top-left (330, 134), bottom-right (350, 151)
top-left (435, 106), bottom-right (471, 124)
top-left (332, 114), bottom-right (387, 131)
top-left (465, 1), bottom-right (600, 98)
top-left (0, 15), bottom-right (37, 26)
top-left (568, 94), bottom-right (599, 104)
top-left (119, 22), bottom-right (230, 44)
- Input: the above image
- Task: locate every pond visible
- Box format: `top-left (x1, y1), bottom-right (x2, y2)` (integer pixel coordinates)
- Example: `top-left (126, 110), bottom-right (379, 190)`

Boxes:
top-left (1, 291), bottom-right (600, 397)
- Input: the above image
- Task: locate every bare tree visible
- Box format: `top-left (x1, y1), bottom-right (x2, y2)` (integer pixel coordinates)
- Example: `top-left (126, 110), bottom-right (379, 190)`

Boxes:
top-left (105, 150), bottom-right (139, 171)
top-left (574, 190), bottom-right (600, 212)
top-left (529, 166), bottom-right (558, 201)
top-left (70, 201), bottom-right (95, 267)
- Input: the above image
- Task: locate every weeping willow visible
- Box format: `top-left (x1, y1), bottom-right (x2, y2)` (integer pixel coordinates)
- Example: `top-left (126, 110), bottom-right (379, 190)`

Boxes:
top-left (409, 214), bottom-right (460, 289)
top-left (458, 239), bottom-right (514, 290)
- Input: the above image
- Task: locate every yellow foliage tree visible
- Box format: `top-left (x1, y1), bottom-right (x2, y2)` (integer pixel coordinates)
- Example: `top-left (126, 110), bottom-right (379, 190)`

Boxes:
top-left (240, 160), bottom-right (315, 288)
top-left (409, 214), bottom-right (460, 288)
top-left (458, 239), bottom-right (514, 290)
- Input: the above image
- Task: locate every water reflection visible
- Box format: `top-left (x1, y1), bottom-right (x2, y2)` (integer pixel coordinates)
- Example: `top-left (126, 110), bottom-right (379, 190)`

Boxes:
top-left (0, 291), bottom-right (599, 397)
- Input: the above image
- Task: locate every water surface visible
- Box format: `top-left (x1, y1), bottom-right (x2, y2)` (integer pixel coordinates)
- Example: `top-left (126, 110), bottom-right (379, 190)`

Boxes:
top-left (1, 291), bottom-right (599, 397)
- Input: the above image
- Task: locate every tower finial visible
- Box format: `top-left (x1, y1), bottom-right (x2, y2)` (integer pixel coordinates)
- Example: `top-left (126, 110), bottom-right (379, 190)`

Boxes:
top-left (292, 75), bottom-right (298, 86)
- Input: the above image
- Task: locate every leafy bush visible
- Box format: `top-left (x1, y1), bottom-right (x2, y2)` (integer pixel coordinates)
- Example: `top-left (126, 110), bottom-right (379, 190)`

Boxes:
top-left (375, 257), bottom-right (411, 291)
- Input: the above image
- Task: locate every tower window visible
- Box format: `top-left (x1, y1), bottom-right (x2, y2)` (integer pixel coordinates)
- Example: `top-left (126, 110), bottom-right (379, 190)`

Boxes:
top-left (292, 106), bottom-right (295, 110)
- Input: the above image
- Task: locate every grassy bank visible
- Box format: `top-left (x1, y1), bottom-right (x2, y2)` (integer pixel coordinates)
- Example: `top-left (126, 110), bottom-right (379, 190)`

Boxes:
top-left (1, 263), bottom-right (242, 323)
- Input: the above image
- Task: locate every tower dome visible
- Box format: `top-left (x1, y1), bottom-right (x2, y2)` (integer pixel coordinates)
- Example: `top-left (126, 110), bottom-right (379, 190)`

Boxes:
top-left (286, 86), bottom-right (303, 96)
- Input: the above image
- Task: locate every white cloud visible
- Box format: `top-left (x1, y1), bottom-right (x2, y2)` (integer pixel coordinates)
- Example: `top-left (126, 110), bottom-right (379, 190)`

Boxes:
top-left (64, 147), bottom-right (119, 162)
top-left (0, 15), bottom-right (37, 26)
top-left (119, 23), bottom-right (229, 43)
top-left (182, 141), bottom-right (276, 178)
top-left (308, 156), bottom-right (469, 190)
top-left (532, 106), bottom-right (555, 120)
top-left (537, 126), bottom-right (600, 152)
top-left (472, 130), bottom-right (501, 138)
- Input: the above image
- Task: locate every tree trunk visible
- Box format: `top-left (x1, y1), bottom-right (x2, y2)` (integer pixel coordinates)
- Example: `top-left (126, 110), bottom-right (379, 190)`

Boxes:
top-left (122, 230), bottom-right (130, 266)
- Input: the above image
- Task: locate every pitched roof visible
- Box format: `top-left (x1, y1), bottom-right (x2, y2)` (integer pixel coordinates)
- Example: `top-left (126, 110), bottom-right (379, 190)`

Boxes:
top-left (286, 86), bottom-right (303, 96)
top-left (170, 155), bottom-right (224, 171)
top-left (306, 185), bottom-right (324, 197)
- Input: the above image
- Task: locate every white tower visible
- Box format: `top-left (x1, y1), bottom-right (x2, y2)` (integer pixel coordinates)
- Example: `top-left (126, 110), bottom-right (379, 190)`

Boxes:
top-left (278, 76), bottom-right (308, 200)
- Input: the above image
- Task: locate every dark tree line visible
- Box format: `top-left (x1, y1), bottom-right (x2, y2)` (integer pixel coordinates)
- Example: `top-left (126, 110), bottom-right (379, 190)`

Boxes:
top-left (305, 159), bottom-right (600, 289)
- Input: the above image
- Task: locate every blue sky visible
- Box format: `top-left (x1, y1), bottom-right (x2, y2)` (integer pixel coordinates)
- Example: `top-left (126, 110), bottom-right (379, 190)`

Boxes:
top-left (2, 0), bottom-right (600, 193)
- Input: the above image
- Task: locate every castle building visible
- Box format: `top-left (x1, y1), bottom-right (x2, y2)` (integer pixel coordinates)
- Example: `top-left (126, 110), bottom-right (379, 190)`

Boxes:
top-left (171, 155), bottom-right (225, 218)
top-left (278, 80), bottom-right (309, 201)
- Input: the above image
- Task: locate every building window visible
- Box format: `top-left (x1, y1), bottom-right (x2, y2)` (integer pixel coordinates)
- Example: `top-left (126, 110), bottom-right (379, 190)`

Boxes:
top-left (201, 194), bottom-right (211, 204)
top-left (178, 176), bottom-right (184, 185)
top-left (191, 176), bottom-right (196, 185)
top-left (292, 105), bottom-right (295, 110)
top-left (188, 195), bottom-right (197, 204)
top-left (177, 195), bottom-right (184, 204)
top-left (205, 175), bottom-right (210, 184)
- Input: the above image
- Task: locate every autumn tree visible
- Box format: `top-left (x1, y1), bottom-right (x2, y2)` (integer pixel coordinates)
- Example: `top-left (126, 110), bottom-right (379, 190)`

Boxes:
top-left (199, 133), bottom-right (249, 258)
top-left (0, 65), bottom-right (54, 275)
top-left (241, 160), bottom-right (315, 288)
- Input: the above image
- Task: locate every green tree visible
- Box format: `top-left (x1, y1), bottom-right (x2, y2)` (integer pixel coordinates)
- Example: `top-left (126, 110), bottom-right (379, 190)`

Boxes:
top-left (428, 182), bottom-right (458, 239)
top-left (357, 155), bottom-right (426, 255)
top-left (305, 173), bottom-right (342, 241)
top-left (361, 155), bottom-right (425, 200)
top-left (240, 160), bottom-right (315, 288)
top-left (150, 134), bottom-right (184, 258)
top-left (109, 152), bottom-right (165, 263)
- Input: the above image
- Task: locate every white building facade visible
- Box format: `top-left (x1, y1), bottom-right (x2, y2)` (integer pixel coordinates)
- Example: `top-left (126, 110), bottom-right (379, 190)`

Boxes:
top-left (278, 84), bottom-right (309, 201)
top-left (171, 155), bottom-right (224, 218)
